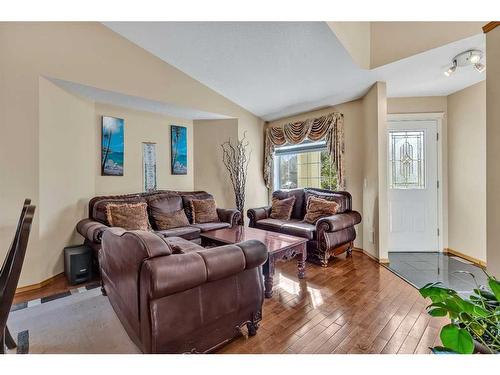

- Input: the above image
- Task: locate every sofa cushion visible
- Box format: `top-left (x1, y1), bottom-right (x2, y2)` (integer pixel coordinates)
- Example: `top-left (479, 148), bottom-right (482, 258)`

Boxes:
top-left (190, 222), bottom-right (231, 232)
top-left (92, 195), bottom-right (145, 225)
top-left (254, 218), bottom-right (288, 231)
top-left (269, 196), bottom-right (296, 220)
top-left (152, 209), bottom-right (190, 230)
top-left (280, 221), bottom-right (317, 240)
top-left (191, 198), bottom-right (220, 224)
top-left (156, 226), bottom-right (201, 241)
top-left (303, 196), bottom-right (340, 224)
top-left (105, 202), bottom-right (150, 231)
top-left (163, 236), bottom-right (205, 254)
top-left (180, 191), bottom-right (214, 223)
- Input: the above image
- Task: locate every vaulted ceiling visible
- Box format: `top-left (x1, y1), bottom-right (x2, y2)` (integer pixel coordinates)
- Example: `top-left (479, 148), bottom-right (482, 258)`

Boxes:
top-left (104, 22), bottom-right (485, 121)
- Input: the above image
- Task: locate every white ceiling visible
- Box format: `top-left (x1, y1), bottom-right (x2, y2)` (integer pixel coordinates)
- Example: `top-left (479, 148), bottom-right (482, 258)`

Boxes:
top-left (49, 77), bottom-right (230, 120)
top-left (104, 22), bottom-right (485, 121)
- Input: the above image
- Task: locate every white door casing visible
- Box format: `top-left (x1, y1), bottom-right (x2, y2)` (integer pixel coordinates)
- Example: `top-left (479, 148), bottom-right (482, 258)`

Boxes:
top-left (387, 120), bottom-right (439, 252)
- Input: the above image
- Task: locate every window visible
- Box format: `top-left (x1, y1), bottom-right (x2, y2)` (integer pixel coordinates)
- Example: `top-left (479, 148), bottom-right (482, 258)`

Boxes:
top-left (389, 130), bottom-right (425, 189)
top-left (274, 141), bottom-right (338, 190)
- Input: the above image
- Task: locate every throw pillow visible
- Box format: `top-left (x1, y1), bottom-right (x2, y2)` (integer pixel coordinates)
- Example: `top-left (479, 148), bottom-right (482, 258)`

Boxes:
top-left (303, 196), bottom-right (340, 224)
top-left (269, 196), bottom-right (296, 220)
top-left (190, 198), bottom-right (220, 224)
top-left (151, 209), bottom-right (190, 230)
top-left (105, 202), bottom-right (150, 231)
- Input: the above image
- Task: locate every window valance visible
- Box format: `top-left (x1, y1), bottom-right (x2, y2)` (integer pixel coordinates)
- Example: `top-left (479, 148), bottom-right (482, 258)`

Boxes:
top-left (264, 112), bottom-right (345, 189)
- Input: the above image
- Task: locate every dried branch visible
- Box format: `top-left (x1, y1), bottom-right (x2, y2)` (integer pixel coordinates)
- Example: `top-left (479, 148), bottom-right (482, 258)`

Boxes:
top-left (221, 132), bottom-right (252, 225)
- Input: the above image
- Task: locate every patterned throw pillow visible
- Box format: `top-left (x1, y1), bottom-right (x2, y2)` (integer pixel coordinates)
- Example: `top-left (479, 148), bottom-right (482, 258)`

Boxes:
top-left (269, 196), bottom-right (296, 220)
top-left (303, 196), bottom-right (340, 224)
top-left (151, 209), bottom-right (190, 230)
top-left (105, 202), bottom-right (150, 231)
top-left (190, 198), bottom-right (220, 224)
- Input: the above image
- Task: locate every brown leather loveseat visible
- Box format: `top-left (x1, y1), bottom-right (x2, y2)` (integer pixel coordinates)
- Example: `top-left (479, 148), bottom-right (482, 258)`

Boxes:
top-left (247, 188), bottom-right (361, 267)
top-left (76, 190), bottom-right (240, 260)
top-left (100, 229), bottom-right (267, 353)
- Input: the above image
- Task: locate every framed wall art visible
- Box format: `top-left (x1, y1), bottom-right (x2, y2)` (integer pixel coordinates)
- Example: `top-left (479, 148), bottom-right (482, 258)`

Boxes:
top-left (101, 116), bottom-right (124, 176)
top-left (171, 125), bottom-right (187, 175)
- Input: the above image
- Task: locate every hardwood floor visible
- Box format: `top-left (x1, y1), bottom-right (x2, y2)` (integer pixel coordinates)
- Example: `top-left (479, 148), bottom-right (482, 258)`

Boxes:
top-left (13, 251), bottom-right (446, 354)
top-left (218, 251), bottom-right (448, 354)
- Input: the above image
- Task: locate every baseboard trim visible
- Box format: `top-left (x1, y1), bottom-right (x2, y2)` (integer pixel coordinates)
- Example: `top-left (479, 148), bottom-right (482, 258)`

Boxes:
top-left (352, 247), bottom-right (385, 263)
top-left (444, 248), bottom-right (486, 268)
top-left (15, 272), bottom-right (65, 295)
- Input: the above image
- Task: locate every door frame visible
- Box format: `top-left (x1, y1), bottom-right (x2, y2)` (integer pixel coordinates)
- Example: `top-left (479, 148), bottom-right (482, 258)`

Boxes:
top-left (387, 112), bottom-right (446, 253)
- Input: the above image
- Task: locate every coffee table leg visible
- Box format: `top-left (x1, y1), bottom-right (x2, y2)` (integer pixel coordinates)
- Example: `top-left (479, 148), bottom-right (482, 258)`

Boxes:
top-left (297, 244), bottom-right (306, 279)
top-left (262, 257), bottom-right (275, 298)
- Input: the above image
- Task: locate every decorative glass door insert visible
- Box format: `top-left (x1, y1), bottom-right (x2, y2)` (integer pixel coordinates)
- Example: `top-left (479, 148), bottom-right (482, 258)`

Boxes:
top-left (389, 130), bottom-right (425, 189)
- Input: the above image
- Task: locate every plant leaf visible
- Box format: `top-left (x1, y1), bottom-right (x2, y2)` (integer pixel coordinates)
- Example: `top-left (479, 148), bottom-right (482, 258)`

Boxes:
top-left (431, 346), bottom-right (459, 354)
top-left (440, 324), bottom-right (474, 354)
top-left (428, 307), bottom-right (448, 317)
top-left (488, 278), bottom-right (500, 302)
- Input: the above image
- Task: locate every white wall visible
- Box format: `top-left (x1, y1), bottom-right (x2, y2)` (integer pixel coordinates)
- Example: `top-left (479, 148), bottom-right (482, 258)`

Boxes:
top-left (193, 119), bottom-right (239, 209)
top-left (486, 27), bottom-right (500, 276)
top-left (447, 82), bottom-right (486, 263)
top-left (361, 82), bottom-right (387, 260)
top-left (94, 103), bottom-right (194, 195)
top-left (38, 78), bottom-right (96, 280)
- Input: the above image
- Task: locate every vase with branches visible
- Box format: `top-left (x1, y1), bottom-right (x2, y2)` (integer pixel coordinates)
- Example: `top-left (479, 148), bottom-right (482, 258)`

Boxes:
top-left (221, 132), bottom-right (251, 225)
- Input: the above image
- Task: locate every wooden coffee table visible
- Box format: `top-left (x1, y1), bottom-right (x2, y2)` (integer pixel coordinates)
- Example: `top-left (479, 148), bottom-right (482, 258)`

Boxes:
top-left (200, 226), bottom-right (308, 298)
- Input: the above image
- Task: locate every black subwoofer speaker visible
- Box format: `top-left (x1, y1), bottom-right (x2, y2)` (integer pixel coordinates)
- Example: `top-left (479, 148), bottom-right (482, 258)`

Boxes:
top-left (64, 245), bottom-right (93, 285)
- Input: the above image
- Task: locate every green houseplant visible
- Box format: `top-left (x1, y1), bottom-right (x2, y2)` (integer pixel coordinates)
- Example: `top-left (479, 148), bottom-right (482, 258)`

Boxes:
top-left (419, 272), bottom-right (500, 354)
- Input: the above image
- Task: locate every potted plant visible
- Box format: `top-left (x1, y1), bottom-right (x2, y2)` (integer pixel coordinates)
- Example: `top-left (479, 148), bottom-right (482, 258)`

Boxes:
top-left (419, 271), bottom-right (500, 354)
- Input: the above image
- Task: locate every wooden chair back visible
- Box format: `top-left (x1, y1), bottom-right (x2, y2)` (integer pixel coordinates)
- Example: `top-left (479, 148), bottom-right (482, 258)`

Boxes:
top-left (0, 203), bottom-right (35, 347)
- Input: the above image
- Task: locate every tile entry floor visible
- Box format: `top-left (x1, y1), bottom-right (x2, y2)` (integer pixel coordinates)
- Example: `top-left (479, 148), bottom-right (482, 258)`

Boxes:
top-left (386, 252), bottom-right (488, 296)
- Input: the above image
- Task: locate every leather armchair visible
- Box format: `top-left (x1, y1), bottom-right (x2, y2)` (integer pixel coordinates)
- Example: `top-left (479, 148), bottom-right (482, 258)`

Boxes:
top-left (100, 228), bottom-right (267, 353)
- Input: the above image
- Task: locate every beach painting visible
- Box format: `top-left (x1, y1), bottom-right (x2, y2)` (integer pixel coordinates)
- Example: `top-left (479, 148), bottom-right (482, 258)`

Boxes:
top-left (101, 116), bottom-right (124, 176)
top-left (171, 125), bottom-right (188, 175)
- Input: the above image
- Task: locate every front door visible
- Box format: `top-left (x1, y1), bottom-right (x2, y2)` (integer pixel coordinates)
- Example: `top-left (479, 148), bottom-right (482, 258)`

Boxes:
top-left (387, 120), bottom-right (438, 252)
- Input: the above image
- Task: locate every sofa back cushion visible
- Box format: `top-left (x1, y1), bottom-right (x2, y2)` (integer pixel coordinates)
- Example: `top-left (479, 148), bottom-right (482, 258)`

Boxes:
top-left (272, 189), bottom-right (305, 219)
top-left (146, 193), bottom-right (189, 230)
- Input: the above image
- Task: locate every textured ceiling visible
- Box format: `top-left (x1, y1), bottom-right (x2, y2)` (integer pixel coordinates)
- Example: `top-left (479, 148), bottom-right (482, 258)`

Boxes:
top-left (104, 22), bottom-right (485, 121)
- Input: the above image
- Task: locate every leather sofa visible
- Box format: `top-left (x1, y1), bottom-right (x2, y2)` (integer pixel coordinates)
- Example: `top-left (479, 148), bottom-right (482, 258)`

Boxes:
top-left (76, 190), bottom-right (241, 260)
top-left (100, 228), bottom-right (267, 353)
top-left (247, 188), bottom-right (361, 267)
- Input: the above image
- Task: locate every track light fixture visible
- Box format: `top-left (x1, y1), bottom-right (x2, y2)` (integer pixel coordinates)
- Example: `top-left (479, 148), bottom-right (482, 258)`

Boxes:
top-left (444, 49), bottom-right (485, 77)
top-left (444, 60), bottom-right (457, 77)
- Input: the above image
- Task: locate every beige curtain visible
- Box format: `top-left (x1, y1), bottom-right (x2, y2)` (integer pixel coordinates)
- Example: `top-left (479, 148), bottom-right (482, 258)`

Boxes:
top-left (264, 112), bottom-right (345, 190)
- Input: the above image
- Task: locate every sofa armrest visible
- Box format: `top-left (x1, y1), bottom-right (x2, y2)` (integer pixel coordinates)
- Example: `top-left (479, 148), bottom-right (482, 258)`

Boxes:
top-left (76, 218), bottom-right (109, 244)
top-left (141, 239), bottom-right (267, 299)
top-left (247, 206), bottom-right (272, 227)
top-left (216, 208), bottom-right (241, 227)
top-left (316, 211), bottom-right (362, 232)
